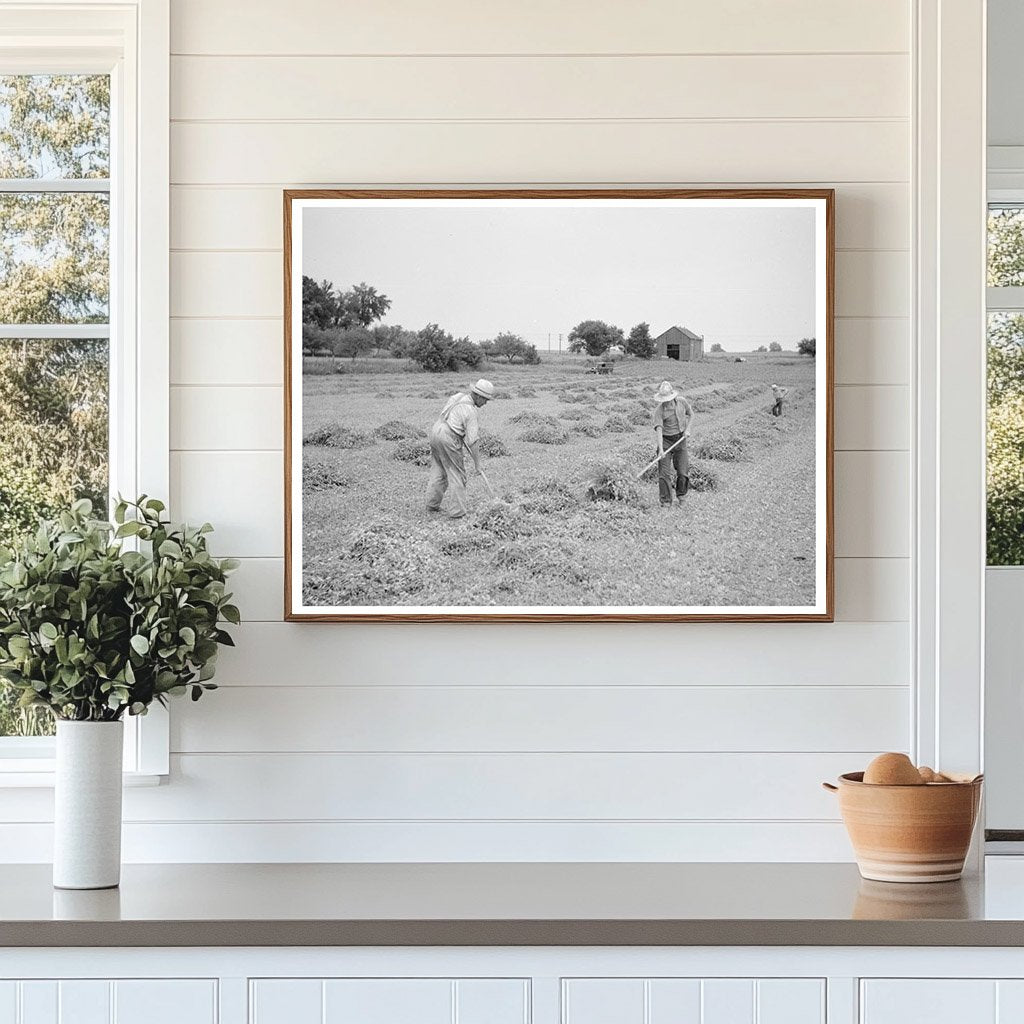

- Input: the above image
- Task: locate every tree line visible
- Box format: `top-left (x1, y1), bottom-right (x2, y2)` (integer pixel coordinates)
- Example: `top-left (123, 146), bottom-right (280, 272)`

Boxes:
top-left (302, 276), bottom-right (541, 371)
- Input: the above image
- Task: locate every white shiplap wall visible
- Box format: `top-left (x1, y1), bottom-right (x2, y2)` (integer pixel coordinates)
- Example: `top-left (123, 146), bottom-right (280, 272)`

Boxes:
top-left (2, 0), bottom-right (916, 862)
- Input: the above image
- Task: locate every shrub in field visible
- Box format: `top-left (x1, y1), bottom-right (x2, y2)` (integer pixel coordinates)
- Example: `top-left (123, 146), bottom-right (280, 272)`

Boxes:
top-left (304, 425), bottom-right (375, 449)
top-left (693, 433), bottom-right (746, 461)
top-left (303, 461), bottom-right (351, 493)
top-left (411, 324), bottom-right (482, 372)
top-left (391, 438), bottom-right (432, 465)
top-left (586, 457), bottom-right (642, 505)
top-left (603, 414), bottom-right (634, 434)
top-left (375, 419), bottom-right (426, 441)
top-left (519, 422), bottom-right (570, 444)
top-left (686, 461), bottom-right (720, 492)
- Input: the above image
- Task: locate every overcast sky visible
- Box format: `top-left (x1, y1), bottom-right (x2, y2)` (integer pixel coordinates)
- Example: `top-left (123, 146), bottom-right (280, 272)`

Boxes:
top-left (302, 202), bottom-right (817, 352)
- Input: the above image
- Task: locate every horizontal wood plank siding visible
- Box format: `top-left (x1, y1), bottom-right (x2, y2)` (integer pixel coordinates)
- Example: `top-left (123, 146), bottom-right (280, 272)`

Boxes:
top-left (0, 0), bottom-right (916, 865)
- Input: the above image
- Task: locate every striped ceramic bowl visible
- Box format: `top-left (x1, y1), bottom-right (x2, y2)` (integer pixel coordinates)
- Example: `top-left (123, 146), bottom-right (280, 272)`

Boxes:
top-left (823, 772), bottom-right (983, 883)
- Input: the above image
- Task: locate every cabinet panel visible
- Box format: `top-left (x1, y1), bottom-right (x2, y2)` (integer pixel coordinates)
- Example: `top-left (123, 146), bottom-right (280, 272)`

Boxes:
top-left (861, 981), bottom-right (997, 1024)
top-left (114, 981), bottom-right (217, 1024)
top-left (251, 978), bottom-right (528, 1024)
top-left (757, 980), bottom-right (825, 1024)
top-left (648, 979), bottom-right (702, 1023)
top-left (564, 978), bottom-right (825, 1024)
top-left (251, 979), bottom-right (322, 1024)
top-left (323, 980), bottom-right (451, 1024)
top-left (58, 982), bottom-right (110, 1024)
top-left (563, 979), bottom-right (645, 1023)
top-left (702, 980), bottom-right (754, 1024)
top-left (455, 980), bottom-right (529, 1024)
top-left (18, 983), bottom-right (56, 1024)
top-left (0, 983), bottom-right (15, 1024)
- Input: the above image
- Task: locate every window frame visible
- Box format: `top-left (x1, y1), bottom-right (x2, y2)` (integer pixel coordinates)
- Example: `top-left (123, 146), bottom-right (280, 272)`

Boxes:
top-left (0, 0), bottom-right (169, 783)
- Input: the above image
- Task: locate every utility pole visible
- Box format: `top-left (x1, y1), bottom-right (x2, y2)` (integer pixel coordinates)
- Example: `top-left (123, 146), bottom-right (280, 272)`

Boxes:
top-left (559, 333), bottom-right (562, 355)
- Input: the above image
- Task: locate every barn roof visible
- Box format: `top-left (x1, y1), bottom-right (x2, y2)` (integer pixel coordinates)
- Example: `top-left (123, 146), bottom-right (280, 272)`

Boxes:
top-left (654, 325), bottom-right (703, 341)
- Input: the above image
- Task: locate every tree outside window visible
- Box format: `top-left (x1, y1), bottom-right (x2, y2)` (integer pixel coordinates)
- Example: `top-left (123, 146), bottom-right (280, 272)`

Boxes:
top-left (0, 75), bottom-right (111, 736)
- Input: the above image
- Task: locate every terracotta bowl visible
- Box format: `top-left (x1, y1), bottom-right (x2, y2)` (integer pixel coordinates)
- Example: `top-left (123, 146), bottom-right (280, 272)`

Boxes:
top-left (823, 772), bottom-right (983, 883)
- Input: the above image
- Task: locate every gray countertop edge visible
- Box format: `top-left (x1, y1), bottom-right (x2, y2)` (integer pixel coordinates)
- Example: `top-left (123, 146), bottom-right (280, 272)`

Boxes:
top-left (3, 919), bottom-right (1024, 948)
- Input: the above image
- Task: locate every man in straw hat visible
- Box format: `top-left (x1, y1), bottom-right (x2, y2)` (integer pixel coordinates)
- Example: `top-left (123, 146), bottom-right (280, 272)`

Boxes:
top-left (426, 378), bottom-right (495, 519)
top-left (651, 380), bottom-right (694, 507)
top-left (770, 382), bottom-right (789, 417)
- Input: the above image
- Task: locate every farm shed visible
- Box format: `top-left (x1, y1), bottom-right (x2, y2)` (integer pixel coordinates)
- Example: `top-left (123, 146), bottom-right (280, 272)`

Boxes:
top-left (654, 325), bottom-right (705, 360)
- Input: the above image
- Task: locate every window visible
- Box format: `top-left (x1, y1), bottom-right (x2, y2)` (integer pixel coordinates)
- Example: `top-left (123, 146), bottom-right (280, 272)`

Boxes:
top-left (0, 3), bottom-right (169, 778)
top-left (0, 74), bottom-right (111, 738)
top-left (986, 205), bottom-right (1024, 565)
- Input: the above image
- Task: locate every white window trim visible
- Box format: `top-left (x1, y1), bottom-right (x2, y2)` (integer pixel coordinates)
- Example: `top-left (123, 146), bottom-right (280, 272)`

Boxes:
top-left (0, 0), bottom-right (169, 783)
top-left (914, 0), bottom-right (987, 816)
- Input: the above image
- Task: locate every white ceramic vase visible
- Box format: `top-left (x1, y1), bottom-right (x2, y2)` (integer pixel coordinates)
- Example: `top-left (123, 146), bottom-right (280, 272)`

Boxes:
top-left (53, 720), bottom-right (124, 890)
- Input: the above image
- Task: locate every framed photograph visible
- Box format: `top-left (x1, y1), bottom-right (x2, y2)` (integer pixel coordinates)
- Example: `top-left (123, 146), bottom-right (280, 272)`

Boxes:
top-left (284, 189), bottom-right (833, 622)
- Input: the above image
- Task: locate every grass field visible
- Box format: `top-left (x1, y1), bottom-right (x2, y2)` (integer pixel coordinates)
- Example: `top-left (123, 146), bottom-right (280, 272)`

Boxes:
top-left (299, 353), bottom-right (817, 610)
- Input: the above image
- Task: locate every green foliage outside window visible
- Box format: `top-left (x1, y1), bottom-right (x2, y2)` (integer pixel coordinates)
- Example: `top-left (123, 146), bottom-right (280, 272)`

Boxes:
top-left (987, 208), bottom-right (1024, 565)
top-left (0, 75), bottom-right (110, 736)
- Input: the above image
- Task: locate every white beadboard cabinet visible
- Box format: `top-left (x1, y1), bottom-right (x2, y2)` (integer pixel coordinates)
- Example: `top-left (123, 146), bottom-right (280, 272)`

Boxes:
top-left (4, 949), bottom-right (1024, 1024)
top-left (0, 979), bottom-right (218, 1024)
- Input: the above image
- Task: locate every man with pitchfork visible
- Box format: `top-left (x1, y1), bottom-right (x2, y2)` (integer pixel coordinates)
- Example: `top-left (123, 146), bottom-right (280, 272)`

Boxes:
top-left (651, 380), bottom-right (694, 508)
top-left (425, 378), bottom-right (495, 519)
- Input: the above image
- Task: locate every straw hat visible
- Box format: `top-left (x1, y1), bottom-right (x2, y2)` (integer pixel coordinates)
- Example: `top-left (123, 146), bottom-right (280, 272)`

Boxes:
top-left (471, 379), bottom-right (495, 400)
top-left (653, 381), bottom-right (678, 403)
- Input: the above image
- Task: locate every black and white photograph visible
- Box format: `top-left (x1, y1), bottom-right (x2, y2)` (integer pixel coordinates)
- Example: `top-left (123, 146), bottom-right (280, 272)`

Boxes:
top-left (285, 190), bottom-right (833, 621)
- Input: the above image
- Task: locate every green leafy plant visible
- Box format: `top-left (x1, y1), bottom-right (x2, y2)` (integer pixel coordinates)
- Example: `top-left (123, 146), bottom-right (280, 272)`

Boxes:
top-left (0, 496), bottom-right (239, 722)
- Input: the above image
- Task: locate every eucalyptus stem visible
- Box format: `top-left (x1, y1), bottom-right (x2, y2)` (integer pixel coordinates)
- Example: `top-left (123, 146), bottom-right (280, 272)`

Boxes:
top-left (0, 496), bottom-right (239, 723)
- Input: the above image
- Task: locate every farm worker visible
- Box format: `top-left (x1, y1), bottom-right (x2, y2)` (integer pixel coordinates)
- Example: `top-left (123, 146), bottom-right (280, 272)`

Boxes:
top-left (652, 380), bottom-right (694, 507)
top-left (425, 378), bottom-right (495, 518)
top-left (770, 383), bottom-right (789, 417)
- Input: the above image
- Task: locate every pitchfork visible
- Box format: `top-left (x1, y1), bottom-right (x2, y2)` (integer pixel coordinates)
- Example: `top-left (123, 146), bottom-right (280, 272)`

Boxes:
top-left (636, 434), bottom-right (688, 480)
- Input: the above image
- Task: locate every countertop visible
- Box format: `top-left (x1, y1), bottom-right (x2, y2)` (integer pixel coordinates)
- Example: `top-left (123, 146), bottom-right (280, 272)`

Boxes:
top-left (5, 861), bottom-right (1024, 947)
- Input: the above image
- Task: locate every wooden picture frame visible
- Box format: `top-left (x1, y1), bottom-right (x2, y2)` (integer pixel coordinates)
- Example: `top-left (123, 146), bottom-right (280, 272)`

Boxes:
top-left (284, 189), bottom-right (834, 622)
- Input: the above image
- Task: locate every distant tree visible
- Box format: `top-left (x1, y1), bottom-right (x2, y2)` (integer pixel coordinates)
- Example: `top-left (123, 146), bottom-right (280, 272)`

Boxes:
top-left (755, 345), bottom-right (767, 353)
top-left (373, 324), bottom-right (417, 358)
top-left (341, 281), bottom-right (391, 328)
top-left (567, 320), bottom-right (625, 357)
top-left (768, 341), bottom-right (783, 352)
top-left (709, 342), bottom-right (724, 354)
top-left (326, 325), bottom-right (374, 361)
top-left (626, 322), bottom-right (655, 359)
top-left (522, 343), bottom-right (541, 365)
top-left (797, 337), bottom-right (816, 357)
top-left (489, 332), bottom-right (532, 363)
top-left (301, 276), bottom-right (337, 330)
